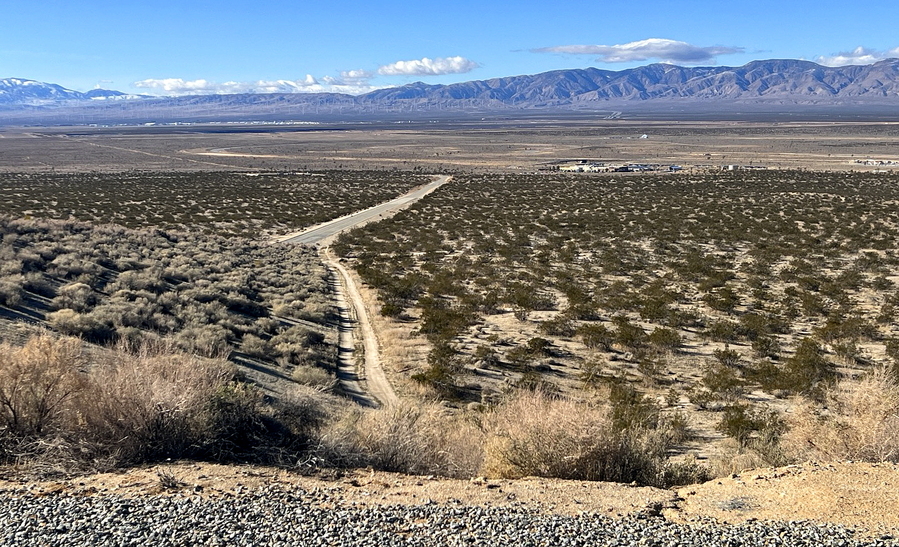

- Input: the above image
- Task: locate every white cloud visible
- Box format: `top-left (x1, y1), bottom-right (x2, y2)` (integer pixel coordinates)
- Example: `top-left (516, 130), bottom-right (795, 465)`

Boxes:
top-left (132, 75), bottom-right (383, 96)
top-left (816, 46), bottom-right (899, 66)
top-left (340, 69), bottom-right (374, 82)
top-left (377, 56), bottom-right (479, 76)
top-left (533, 38), bottom-right (743, 64)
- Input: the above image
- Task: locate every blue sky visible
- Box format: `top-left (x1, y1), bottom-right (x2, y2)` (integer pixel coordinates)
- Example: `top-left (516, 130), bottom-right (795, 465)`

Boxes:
top-left (3, 0), bottom-right (898, 96)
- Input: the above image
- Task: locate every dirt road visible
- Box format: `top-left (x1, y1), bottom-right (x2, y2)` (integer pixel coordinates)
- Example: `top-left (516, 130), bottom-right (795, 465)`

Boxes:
top-left (283, 175), bottom-right (451, 407)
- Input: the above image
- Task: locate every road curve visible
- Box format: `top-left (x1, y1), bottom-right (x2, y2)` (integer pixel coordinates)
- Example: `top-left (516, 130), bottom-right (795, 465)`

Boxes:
top-left (281, 175), bottom-right (451, 407)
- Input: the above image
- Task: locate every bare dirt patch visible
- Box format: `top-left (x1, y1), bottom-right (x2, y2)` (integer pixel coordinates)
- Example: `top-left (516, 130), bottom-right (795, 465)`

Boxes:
top-left (669, 461), bottom-right (899, 537)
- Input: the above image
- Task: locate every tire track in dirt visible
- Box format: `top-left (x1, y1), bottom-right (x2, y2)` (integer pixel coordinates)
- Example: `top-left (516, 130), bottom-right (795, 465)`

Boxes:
top-left (283, 175), bottom-right (451, 407)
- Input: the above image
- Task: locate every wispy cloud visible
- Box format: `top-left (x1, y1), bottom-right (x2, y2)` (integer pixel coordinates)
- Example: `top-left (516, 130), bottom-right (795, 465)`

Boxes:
top-left (132, 75), bottom-right (382, 96)
top-left (816, 46), bottom-right (899, 66)
top-left (533, 38), bottom-right (743, 64)
top-left (377, 56), bottom-right (479, 76)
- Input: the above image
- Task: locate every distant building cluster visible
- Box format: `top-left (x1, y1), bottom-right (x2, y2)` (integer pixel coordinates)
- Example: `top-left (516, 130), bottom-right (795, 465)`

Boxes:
top-left (555, 161), bottom-right (683, 173)
top-left (550, 161), bottom-right (768, 173)
top-left (854, 159), bottom-right (899, 166)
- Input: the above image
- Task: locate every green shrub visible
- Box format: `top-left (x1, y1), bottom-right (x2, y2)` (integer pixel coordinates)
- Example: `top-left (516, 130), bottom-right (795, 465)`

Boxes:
top-left (702, 363), bottom-right (743, 401)
top-left (579, 324), bottom-right (614, 351)
top-left (649, 327), bottom-right (682, 350)
top-left (717, 404), bottom-right (785, 448)
top-left (612, 316), bottom-right (647, 350)
top-left (783, 337), bottom-right (836, 397)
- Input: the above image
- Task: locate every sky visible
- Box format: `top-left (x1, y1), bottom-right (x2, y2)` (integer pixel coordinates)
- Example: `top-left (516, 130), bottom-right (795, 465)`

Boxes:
top-left (3, 0), bottom-right (899, 96)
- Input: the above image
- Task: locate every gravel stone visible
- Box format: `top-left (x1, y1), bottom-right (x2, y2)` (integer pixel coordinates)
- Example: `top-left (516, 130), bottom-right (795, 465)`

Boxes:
top-left (0, 486), bottom-right (895, 547)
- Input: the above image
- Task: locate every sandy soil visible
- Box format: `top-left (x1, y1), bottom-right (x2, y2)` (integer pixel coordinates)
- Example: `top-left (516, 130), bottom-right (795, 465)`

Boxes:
top-left (2, 461), bottom-right (897, 537)
top-left (670, 461), bottom-right (899, 536)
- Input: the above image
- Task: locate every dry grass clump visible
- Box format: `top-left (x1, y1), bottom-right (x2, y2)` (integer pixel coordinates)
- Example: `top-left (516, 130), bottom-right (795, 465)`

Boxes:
top-left (481, 389), bottom-right (702, 487)
top-left (782, 367), bottom-right (899, 463)
top-left (0, 334), bottom-right (86, 440)
top-left (0, 333), bottom-right (325, 475)
top-left (320, 401), bottom-right (483, 479)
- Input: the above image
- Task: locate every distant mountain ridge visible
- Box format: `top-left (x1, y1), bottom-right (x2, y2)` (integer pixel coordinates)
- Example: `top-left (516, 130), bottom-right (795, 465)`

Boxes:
top-left (361, 59), bottom-right (899, 105)
top-left (0, 78), bottom-right (136, 105)
top-left (2, 59), bottom-right (899, 124)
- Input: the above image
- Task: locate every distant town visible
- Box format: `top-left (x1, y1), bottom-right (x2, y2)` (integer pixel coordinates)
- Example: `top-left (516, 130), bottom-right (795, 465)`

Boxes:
top-left (546, 160), bottom-right (770, 173)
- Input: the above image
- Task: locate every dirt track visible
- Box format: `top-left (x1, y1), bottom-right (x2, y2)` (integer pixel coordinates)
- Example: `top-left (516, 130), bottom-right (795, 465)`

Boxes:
top-left (281, 175), bottom-right (451, 407)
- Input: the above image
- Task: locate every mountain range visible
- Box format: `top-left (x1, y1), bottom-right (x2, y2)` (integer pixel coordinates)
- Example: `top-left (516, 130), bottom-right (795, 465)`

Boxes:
top-left (2, 58), bottom-right (899, 124)
top-left (0, 78), bottom-right (140, 105)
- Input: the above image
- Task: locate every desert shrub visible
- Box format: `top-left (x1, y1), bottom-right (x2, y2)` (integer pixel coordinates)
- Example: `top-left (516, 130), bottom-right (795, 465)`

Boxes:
top-left (418, 296), bottom-right (472, 342)
top-left (539, 315), bottom-right (577, 337)
top-left (482, 389), bottom-right (698, 487)
top-left (649, 327), bottom-right (682, 350)
top-left (526, 337), bottom-right (552, 357)
top-left (51, 282), bottom-right (98, 313)
top-left (713, 345), bottom-right (742, 368)
top-left (474, 344), bottom-right (501, 368)
top-left (291, 365), bottom-right (335, 390)
top-left (782, 337), bottom-right (835, 396)
top-left (783, 367), bottom-right (899, 462)
top-left (175, 324), bottom-right (231, 358)
top-left (706, 320), bottom-right (740, 342)
top-left (751, 335), bottom-right (781, 359)
top-left (22, 273), bottom-right (55, 297)
top-left (607, 382), bottom-right (667, 433)
top-left (612, 316), bottom-right (647, 350)
top-left (887, 339), bottom-right (899, 365)
top-left (744, 359), bottom-right (789, 393)
top-left (579, 358), bottom-right (607, 388)
top-left (717, 404), bottom-right (785, 448)
top-left (877, 303), bottom-right (897, 324)
top-left (320, 401), bottom-right (482, 478)
top-left (46, 309), bottom-right (115, 343)
top-left (816, 314), bottom-right (879, 343)
top-left (0, 334), bottom-right (327, 470)
top-left (111, 269), bottom-right (167, 293)
top-left (737, 313), bottom-right (770, 341)
top-left (80, 345), bottom-right (236, 463)
top-left (412, 341), bottom-right (464, 398)
top-left (0, 277), bottom-right (24, 308)
top-left (0, 335), bottom-right (86, 438)
top-left (703, 286), bottom-right (740, 313)
top-left (579, 324), bottom-right (614, 351)
top-left (239, 334), bottom-right (274, 360)
top-left (701, 363), bottom-right (744, 402)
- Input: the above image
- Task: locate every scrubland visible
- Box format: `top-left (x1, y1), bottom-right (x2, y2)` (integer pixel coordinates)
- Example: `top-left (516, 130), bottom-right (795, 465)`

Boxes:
top-left (3, 165), bottom-right (899, 491)
top-left (0, 170), bottom-right (427, 237)
top-left (334, 170), bottom-right (899, 469)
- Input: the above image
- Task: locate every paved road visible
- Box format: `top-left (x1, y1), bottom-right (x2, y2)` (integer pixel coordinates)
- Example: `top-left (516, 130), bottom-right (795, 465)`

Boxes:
top-left (277, 175), bottom-right (450, 246)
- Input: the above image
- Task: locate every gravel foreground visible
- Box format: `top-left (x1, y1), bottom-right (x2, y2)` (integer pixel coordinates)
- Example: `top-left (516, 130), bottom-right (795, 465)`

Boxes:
top-left (2, 485), bottom-right (896, 547)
